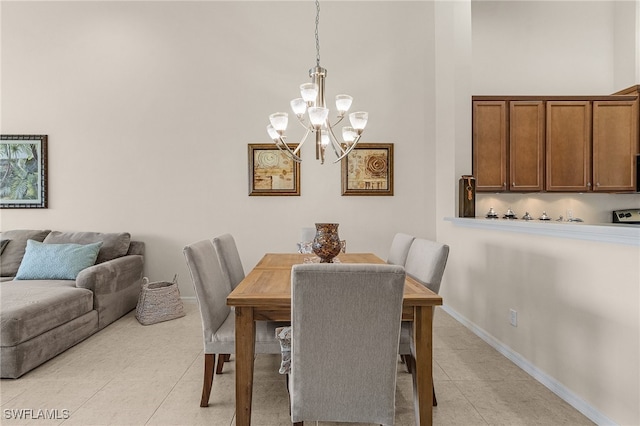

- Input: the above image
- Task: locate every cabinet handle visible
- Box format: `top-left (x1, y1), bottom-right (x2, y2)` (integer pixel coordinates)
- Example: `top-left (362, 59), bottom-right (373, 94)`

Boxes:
top-left (596, 182), bottom-right (600, 187)
top-left (512, 182), bottom-right (516, 186)
top-left (587, 182), bottom-right (592, 187)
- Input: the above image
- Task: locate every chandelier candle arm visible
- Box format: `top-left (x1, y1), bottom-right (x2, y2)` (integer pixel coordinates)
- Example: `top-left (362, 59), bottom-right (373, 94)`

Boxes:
top-left (275, 136), bottom-right (303, 163)
top-left (326, 125), bottom-right (347, 159)
top-left (332, 133), bottom-right (363, 164)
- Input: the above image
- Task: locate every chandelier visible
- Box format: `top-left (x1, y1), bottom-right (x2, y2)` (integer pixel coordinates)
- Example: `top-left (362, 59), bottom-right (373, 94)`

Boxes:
top-left (266, 0), bottom-right (368, 164)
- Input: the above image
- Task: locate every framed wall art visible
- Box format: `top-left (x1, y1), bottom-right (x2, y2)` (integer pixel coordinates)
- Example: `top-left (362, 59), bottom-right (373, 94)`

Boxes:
top-left (341, 143), bottom-right (394, 196)
top-left (248, 143), bottom-right (300, 196)
top-left (1, 135), bottom-right (48, 208)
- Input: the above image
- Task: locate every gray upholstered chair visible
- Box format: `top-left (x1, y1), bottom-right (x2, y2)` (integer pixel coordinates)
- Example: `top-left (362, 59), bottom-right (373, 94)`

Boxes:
top-left (387, 232), bottom-right (416, 266)
top-left (288, 263), bottom-right (406, 425)
top-left (398, 237), bottom-right (450, 406)
top-left (211, 233), bottom-right (290, 375)
top-left (210, 233), bottom-right (246, 374)
top-left (212, 233), bottom-right (245, 290)
top-left (183, 239), bottom-right (283, 407)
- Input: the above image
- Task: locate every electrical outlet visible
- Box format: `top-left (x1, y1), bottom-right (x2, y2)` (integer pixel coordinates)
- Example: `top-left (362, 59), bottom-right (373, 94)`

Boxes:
top-left (509, 309), bottom-right (518, 327)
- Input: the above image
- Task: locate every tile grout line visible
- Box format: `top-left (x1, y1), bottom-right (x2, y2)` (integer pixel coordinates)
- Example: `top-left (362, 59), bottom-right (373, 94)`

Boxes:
top-left (59, 378), bottom-right (114, 425)
top-left (450, 380), bottom-right (491, 426)
top-left (144, 349), bottom-right (204, 425)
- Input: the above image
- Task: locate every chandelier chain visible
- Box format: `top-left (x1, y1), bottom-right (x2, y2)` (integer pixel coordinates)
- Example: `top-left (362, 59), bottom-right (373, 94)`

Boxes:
top-left (315, 0), bottom-right (321, 67)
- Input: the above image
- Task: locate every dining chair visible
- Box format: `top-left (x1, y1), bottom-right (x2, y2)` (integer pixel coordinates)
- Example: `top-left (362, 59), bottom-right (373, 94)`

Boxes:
top-left (183, 239), bottom-right (283, 407)
top-left (287, 263), bottom-right (406, 425)
top-left (208, 234), bottom-right (245, 375)
top-left (398, 237), bottom-right (450, 406)
top-left (387, 232), bottom-right (416, 266)
top-left (212, 233), bottom-right (245, 290)
top-left (212, 233), bottom-right (290, 375)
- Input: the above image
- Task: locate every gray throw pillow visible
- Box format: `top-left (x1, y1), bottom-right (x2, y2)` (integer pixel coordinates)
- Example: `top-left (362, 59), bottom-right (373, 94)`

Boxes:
top-left (0, 230), bottom-right (52, 277)
top-left (43, 231), bottom-right (131, 264)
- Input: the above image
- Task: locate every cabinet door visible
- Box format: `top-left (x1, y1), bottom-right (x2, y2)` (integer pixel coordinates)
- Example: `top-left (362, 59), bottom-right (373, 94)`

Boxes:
top-left (546, 101), bottom-right (591, 191)
top-left (592, 100), bottom-right (639, 192)
top-left (510, 101), bottom-right (545, 191)
top-left (473, 101), bottom-right (507, 191)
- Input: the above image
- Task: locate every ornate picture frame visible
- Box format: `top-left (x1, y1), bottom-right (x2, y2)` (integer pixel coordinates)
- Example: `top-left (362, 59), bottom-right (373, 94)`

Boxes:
top-left (341, 143), bottom-right (394, 196)
top-left (1, 135), bottom-right (48, 208)
top-left (248, 143), bottom-right (300, 196)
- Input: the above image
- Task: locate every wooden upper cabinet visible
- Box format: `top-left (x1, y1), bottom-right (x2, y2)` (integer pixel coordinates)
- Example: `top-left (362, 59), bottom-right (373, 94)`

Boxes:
top-left (592, 100), bottom-right (639, 192)
top-left (546, 101), bottom-right (592, 191)
top-left (510, 101), bottom-right (545, 191)
top-left (473, 101), bottom-right (507, 191)
top-left (473, 88), bottom-right (639, 193)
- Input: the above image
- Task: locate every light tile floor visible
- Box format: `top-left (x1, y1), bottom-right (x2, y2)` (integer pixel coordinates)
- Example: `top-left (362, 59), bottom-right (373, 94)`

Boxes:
top-left (0, 302), bottom-right (593, 425)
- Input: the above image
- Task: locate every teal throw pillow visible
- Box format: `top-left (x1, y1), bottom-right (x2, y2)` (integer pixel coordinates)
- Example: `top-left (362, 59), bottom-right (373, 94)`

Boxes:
top-left (15, 239), bottom-right (103, 280)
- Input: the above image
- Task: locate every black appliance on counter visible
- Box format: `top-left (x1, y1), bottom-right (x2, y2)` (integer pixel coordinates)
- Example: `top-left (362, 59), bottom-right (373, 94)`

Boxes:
top-left (612, 209), bottom-right (640, 224)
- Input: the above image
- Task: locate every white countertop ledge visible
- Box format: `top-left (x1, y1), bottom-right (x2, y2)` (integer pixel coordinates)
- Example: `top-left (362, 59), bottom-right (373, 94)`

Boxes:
top-left (444, 217), bottom-right (640, 246)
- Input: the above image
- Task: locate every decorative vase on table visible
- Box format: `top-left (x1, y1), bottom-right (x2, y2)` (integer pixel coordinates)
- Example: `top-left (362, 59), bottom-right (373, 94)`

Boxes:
top-left (312, 223), bottom-right (342, 263)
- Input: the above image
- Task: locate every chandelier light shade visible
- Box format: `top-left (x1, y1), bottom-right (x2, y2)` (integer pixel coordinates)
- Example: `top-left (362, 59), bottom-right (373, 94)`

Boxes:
top-left (266, 0), bottom-right (368, 164)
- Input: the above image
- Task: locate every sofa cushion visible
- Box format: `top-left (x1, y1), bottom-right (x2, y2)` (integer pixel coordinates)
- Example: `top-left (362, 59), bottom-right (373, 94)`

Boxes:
top-left (16, 240), bottom-right (103, 280)
top-left (43, 231), bottom-right (131, 264)
top-left (0, 230), bottom-right (51, 277)
top-left (0, 240), bottom-right (9, 255)
top-left (0, 280), bottom-right (94, 347)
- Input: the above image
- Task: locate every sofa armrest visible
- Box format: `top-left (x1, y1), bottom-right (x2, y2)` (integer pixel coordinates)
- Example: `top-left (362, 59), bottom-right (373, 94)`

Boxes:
top-left (76, 255), bottom-right (144, 294)
top-left (76, 255), bottom-right (144, 328)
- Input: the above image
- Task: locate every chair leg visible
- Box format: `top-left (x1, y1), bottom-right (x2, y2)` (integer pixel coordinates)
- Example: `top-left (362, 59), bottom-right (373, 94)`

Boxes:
top-left (401, 354), bottom-right (413, 373)
top-left (433, 382), bottom-right (438, 406)
top-left (285, 375), bottom-right (303, 425)
top-left (406, 355), bottom-right (437, 407)
top-left (200, 353), bottom-right (215, 407)
top-left (216, 353), bottom-right (229, 374)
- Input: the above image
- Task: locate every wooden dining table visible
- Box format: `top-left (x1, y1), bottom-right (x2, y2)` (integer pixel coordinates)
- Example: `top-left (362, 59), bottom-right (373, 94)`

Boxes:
top-left (226, 252), bottom-right (443, 426)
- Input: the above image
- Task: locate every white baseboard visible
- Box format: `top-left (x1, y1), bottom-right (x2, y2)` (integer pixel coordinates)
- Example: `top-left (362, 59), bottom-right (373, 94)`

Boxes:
top-left (441, 305), bottom-right (617, 426)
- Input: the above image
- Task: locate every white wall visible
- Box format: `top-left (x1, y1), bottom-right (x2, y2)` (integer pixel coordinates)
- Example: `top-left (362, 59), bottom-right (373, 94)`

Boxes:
top-left (3, 1), bottom-right (639, 424)
top-left (614, 0), bottom-right (639, 89)
top-left (437, 1), bottom-right (640, 425)
top-left (0, 1), bottom-right (435, 297)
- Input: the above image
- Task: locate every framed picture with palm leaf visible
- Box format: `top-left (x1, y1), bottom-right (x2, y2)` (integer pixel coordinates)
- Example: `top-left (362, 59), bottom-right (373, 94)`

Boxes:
top-left (1, 135), bottom-right (48, 208)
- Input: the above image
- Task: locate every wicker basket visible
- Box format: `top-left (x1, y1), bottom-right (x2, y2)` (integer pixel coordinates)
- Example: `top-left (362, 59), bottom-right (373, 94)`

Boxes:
top-left (135, 275), bottom-right (185, 325)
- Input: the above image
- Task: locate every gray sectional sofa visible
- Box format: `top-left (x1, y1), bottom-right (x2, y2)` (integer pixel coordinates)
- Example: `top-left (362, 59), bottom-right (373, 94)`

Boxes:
top-left (0, 229), bottom-right (145, 378)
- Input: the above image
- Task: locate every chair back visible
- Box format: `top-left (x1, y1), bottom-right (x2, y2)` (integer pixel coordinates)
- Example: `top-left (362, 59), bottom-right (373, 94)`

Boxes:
top-left (404, 238), bottom-right (449, 294)
top-left (290, 263), bottom-right (405, 426)
top-left (212, 234), bottom-right (245, 290)
top-left (183, 239), bottom-right (232, 348)
top-left (387, 232), bottom-right (416, 266)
